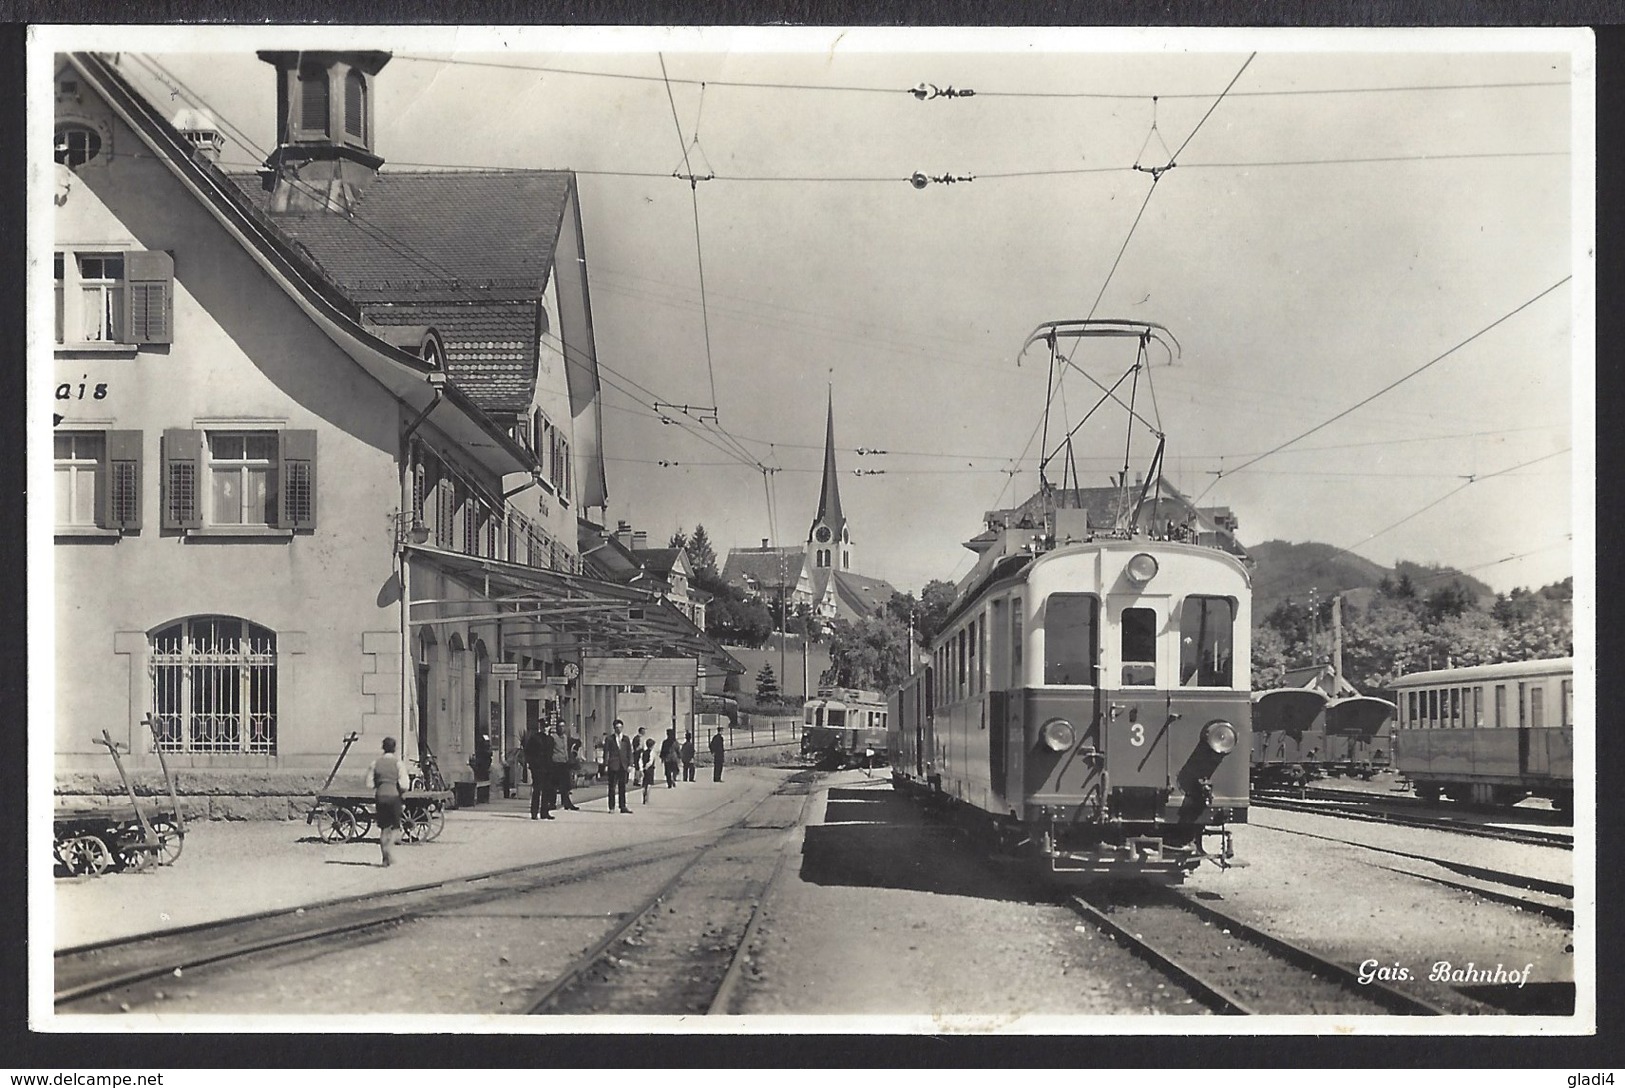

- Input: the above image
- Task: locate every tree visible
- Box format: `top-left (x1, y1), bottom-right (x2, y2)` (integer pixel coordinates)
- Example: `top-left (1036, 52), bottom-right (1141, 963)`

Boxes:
top-left (914, 579), bottom-right (958, 649)
top-left (685, 524), bottom-right (719, 580)
top-left (1251, 624), bottom-right (1291, 689)
top-left (705, 589), bottom-right (774, 647)
top-left (1423, 580), bottom-right (1477, 622)
top-left (668, 528), bottom-right (688, 552)
top-left (755, 663), bottom-right (780, 704)
top-left (823, 614), bottom-right (913, 692)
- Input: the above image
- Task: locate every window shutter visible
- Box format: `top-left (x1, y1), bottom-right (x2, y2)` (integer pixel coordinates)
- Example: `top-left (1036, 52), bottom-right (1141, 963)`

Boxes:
top-left (123, 250), bottom-right (174, 344)
top-left (100, 430), bottom-right (142, 531)
top-left (161, 428), bottom-right (203, 530)
top-left (278, 429), bottom-right (317, 530)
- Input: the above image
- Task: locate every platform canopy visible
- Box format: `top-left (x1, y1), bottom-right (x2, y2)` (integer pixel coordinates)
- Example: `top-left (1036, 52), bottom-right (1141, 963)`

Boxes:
top-left (405, 545), bottom-right (745, 677)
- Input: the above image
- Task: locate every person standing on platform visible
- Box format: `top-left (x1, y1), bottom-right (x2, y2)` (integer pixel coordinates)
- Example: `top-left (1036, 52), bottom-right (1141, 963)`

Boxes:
top-left (709, 726), bottom-right (726, 782)
top-left (681, 731), bottom-right (697, 782)
top-left (550, 722), bottom-right (576, 811)
top-left (524, 722), bottom-right (555, 820)
top-left (364, 736), bottom-right (410, 867)
top-left (660, 728), bottom-right (681, 788)
top-left (603, 719), bottom-right (634, 814)
top-left (559, 737), bottom-right (585, 815)
top-left (639, 736), bottom-right (657, 804)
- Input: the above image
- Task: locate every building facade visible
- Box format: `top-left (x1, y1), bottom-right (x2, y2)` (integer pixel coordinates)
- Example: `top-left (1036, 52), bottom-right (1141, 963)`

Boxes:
top-left (49, 52), bottom-right (734, 814)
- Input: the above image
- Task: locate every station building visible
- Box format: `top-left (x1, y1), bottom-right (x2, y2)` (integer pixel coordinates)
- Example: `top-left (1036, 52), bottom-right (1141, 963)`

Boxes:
top-left (49, 51), bottom-right (737, 815)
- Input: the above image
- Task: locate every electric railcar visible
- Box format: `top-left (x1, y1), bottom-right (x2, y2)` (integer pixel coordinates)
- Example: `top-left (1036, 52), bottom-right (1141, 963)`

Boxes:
top-left (802, 688), bottom-right (889, 769)
top-left (888, 533), bottom-right (1252, 881)
top-left (1389, 658), bottom-right (1573, 813)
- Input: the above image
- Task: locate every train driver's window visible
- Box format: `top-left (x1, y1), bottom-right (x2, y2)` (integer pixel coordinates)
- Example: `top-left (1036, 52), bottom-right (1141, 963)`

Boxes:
top-left (1407, 691), bottom-right (1418, 728)
top-left (1043, 593), bottom-right (1098, 685)
top-left (1179, 595), bottom-right (1235, 687)
top-left (1428, 689), bottom-right (1438, 728)
top-left (1494, 685), bottom-right (1507, 728)
top-left (1530, 685), bottom-right (1545, 728)
top-left (1121, 607), bottom-right (1157, 686)
top-left (1450, 688), bottom-right (1460, 728)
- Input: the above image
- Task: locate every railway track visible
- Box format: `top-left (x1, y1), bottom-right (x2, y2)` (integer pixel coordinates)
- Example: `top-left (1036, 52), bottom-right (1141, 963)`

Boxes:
top-left (1069, 888), bottom-right (1453, 1016)
top-left (57, 772), bottom-right (818, 1015)
top-left (527, 776), bottom-right (812, 1015)
top-left (1252, 792), bottom-right (1573, 850)
top-left (1249, 822), bottom-right (1574, 926)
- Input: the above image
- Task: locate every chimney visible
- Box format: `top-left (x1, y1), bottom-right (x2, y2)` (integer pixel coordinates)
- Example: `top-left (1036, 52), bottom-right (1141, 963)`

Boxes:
top-left (256, 50), bottom-right (391, 213)
top-left (614, 521), bottom-right (634, 549)
top-left (761, 538), bottom-right (769, 549)
top-left (172, 107), bottom-right (225, 163)
top-left (632, 531), bottom-right (647, 551)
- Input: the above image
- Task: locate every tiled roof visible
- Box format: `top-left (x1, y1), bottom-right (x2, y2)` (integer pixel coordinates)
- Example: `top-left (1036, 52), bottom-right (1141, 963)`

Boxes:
top-left (364, 301), bottom-right (536, 412)
top-left (632, 548), bottom-right (686, 577)
top-left (831, 570), bottom-right (897, 618)
top-left (810, 568), bottom-right (897, 621)
top-left (227, 169), bottom-right (574, 413)
top-left (226, 170), bottom-right (572, 303)
top-left (722, 547), bottom-right (806, 591)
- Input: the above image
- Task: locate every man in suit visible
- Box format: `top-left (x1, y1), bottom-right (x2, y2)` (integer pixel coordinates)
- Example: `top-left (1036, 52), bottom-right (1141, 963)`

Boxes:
top-left (523, 722), bottom-right (556, 820)
top-left (709, 726), bottom-right (726, 782)
top-left (602, 718), bottom-right (634, 813)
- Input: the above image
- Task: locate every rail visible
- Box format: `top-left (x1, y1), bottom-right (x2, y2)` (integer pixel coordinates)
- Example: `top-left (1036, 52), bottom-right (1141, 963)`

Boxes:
top-left (1069, 889), bottom-right (1452, 1016)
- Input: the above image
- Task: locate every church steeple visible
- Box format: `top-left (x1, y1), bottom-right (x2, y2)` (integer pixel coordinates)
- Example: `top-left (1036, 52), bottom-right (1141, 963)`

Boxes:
top-left (808, 388), bottom-right (851, 572)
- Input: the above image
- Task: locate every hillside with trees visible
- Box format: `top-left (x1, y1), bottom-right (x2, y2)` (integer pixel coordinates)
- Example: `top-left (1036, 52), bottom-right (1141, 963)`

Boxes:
top-left (1255, 573), bottom-right (1572, 693)
top-left (1248, 540), bottom-right (1494, 619)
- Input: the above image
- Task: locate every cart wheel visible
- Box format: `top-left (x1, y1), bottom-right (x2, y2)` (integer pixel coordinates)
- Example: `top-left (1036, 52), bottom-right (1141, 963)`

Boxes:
top-left (311, 805), bottom-right (341, 843)
top-left (399, 807), bottom-right (426, 844)
top-left (338, 807), bottom-right (367, 842)
top-left (351, 809), bottom-right (373, 840)
top-left (117, 840), bottom-right (154, 872)
top-left (421, 801), bottom-right (446, 842)
top-left (148, 819), bottom-right (185, 865)
top-left (318, 806), bottom-right (359, 844)
top-left (62, 835), bottom-right (113, 877)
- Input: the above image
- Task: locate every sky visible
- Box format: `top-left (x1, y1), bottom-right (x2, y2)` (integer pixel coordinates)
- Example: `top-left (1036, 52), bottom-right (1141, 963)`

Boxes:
top-left (43, 25), bottom-right (1590, 598)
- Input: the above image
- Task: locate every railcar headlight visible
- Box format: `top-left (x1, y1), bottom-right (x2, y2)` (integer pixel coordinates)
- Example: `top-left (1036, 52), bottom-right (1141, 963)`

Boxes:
top-left (1203, 720), bottom-right (1237, 755)
top-left (1126, 552), bottom-right (1159, 586)
top-left (1040, 718), bottom-right (1076, 752)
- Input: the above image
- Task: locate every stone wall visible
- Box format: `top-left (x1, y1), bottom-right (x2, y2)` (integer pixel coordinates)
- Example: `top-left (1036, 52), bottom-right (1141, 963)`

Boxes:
top-left (55, 769), bottom-right (344, 821)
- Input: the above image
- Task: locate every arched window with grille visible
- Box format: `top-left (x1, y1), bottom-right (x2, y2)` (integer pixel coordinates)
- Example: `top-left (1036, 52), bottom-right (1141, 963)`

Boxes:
top-left (150, 617), bottom-right (277, 754)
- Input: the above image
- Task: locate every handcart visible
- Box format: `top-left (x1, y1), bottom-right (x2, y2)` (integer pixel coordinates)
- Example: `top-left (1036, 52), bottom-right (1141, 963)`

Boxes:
top-left (54, 721), bottom-right (187, 877)
top-left (305, 733), bottom-right (451, 845)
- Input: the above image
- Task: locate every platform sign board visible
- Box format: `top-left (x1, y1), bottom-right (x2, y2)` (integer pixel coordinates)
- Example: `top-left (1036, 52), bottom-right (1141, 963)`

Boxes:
top-left (585, 657), bottom-right (698, 687)
top-left (489, 663), bottom-right (520, 680)
top-left (517, 669), bottom-right (546, 684)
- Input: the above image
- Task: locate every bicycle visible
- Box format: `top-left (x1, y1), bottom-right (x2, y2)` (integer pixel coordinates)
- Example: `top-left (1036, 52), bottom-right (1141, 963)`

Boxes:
top-left (410, 750), bottom-right (450, 793)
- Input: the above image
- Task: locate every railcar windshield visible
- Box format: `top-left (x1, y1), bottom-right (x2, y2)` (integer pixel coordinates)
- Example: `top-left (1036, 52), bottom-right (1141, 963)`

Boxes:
top-left (1121, 607), bottom-right (1157, 686)
top-left (1179, 595), bottom-right (1236, 687)
top-left (1043, 593), bottom-right (1098, 685)
top-left (826, 705), bottom-right (848, 730)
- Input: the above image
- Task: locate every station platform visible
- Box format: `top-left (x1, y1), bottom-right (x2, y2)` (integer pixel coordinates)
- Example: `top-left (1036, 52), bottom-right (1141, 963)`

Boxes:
top-left (49, 765), bottom-right (794, 951)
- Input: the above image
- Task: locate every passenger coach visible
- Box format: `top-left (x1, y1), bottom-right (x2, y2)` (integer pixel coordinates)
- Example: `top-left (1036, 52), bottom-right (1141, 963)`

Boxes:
top-left (1389, 657), bottom-right (1573, 812)
top-left (890, 531), bottom-right (1251, 880)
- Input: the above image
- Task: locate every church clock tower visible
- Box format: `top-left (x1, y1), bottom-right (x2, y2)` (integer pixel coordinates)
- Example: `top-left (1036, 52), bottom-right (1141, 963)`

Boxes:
top-left (807, 389), bottom-right (852, 572)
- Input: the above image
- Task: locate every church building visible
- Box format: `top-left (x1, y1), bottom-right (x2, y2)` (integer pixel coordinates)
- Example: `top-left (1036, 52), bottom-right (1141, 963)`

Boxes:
top-left (723, 391), bottom-right (897, 625)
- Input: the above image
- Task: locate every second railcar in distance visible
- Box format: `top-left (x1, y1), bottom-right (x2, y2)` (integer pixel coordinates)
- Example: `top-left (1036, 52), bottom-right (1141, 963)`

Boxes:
top-left (889, 534), bottom-right (1252, 881)
top-left (802, 688), bottom-right (888, 769)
